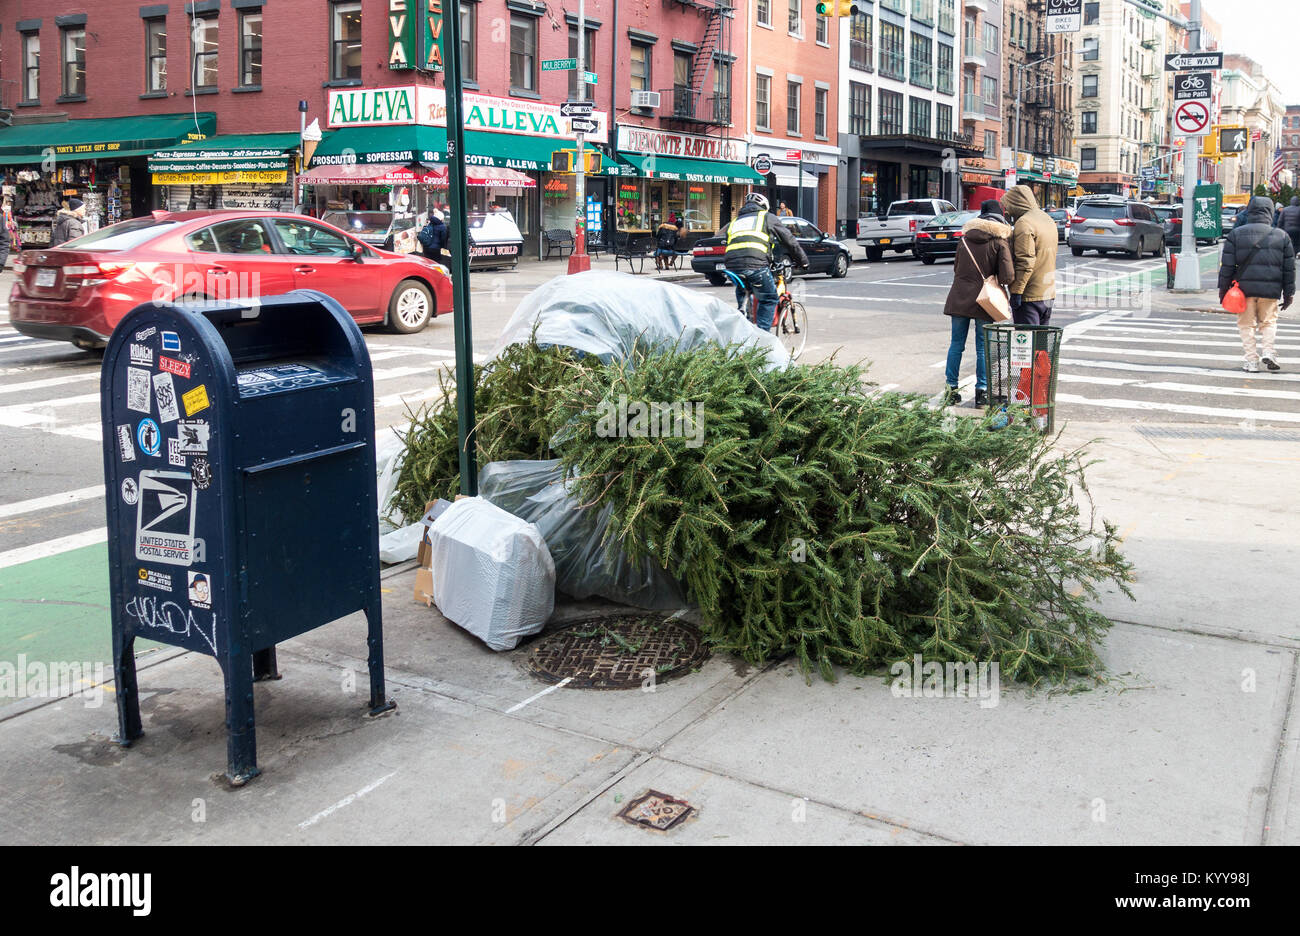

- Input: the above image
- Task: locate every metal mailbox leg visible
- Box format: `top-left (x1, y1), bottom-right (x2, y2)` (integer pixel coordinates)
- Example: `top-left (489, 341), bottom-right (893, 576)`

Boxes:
top-left (223, 654), bottom-right (261, 785)
top-left (366, 599), bottom-right (396, 716)
top-left (252, 647), bottom-right (281, 681)
top-left (112, 631), bottom-right (143, 746)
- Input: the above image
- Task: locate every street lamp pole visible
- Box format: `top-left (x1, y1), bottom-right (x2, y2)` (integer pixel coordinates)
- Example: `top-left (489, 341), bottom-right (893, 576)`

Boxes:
top-left (568, 0), bottom-right (592, 274)
top-left (1172, 0), bottom-right (1202, 290)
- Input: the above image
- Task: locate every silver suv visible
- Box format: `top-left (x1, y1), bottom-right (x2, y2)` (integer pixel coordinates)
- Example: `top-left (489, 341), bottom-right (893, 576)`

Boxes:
top-left (1068, 197), bottom-right (1165, 259)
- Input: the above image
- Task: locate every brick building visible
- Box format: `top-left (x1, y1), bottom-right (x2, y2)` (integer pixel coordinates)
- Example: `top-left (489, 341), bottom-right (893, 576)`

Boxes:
top-left (1002, 0), bottom-right (1076, 206)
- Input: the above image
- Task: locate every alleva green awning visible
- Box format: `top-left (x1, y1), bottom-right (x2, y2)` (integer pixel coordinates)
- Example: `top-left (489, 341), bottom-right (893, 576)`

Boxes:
top-left (147, 133), bottom-right (301, 173)
top-left (0, 113), bottom-right (217, 165)
top-left (612, 152), bottom-right (764, 185)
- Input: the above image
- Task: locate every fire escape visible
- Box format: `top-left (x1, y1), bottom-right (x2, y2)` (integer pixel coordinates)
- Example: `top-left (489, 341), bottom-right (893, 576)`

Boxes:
top-left (1021, 4), bottom-right (1069, 158)
top-left (658, 0), bottom-right (733, 127)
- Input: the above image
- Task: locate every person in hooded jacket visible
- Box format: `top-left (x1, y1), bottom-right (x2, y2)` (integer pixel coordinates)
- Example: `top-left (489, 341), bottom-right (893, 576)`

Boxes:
top-left (941, 199), bottom-right (1015, 407)
top-left (722, 192), bottom-right (809, 331)
top-left (1276, 195), bottom-right (1300, 253)
top-left (1001, 184), bottom-right (1058, 325)
top-left (1219, 194), bottom-right (1295, 372)
top-left (418, 208), bottom-right (449, 265)
top-left (50, 198), bottom-right (87, 247)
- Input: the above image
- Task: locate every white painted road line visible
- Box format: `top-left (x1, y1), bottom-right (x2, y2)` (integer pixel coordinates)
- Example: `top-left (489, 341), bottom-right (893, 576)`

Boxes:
top-left (1065, 344), bottom-right (1257, 363)
top-left (1059, 356), bottom-right (1300, 383)
top-left (1074, 333), bottom-right (1300, 351)
top-left (505, 676), bottom-right (573, 713)
top-left (0, 372), bottom-right (99, 395)
top-left (0, 527), bottom-right (107, 570)
top-left (1056, 393), bottom-right (1300, 424)
top-left (0, 340), bottom-right (62, 354)
top-left (0, 485), bottom-right (104, 521)
top-left (0, 392), bottom-right (101, 428)
top-left (297, 772), bottom-right (397, 830)
top-left (1057, 373), bottom-right (1300, 402)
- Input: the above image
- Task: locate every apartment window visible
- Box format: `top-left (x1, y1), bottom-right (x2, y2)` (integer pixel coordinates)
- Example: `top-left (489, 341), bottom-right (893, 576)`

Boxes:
top-left (673, 50), bottom-right (693, 116)
top-left (1082, 37), bottom-right (1098, 61)
top-left (815, 86), bottom-right (827, 138)
top-left (239, 12), bottom-right (263, 88)
top-left (146, 18), bottom-right (167, 93)
top-left (908, 96), bottom-right (931, 136)
top-left (568, 26), bottom-right (596, 99)
top-left (22, 31), bottom-right (40, 102)
top-left (983, 22), bottom-right (998, 51)
top-left (981, 75), bottom-right (997, 106)
top-left (816, 13), bottom-right (828, 44)
top-left (849, 81), bottom-right (871, 135)
top-left (1082, 111), bottom-right (1097, 133)
top-left (1082, 74), bottom-right (1097, 97)
top-left (60, 26), bottom-right (86, 99)
top-left (936, 102), bottom-right (951, 139)
top-left (788, 0), bottom-right (802, 36)
top-left (787, 80), bottom-right (801, 134)
top-left (936, 43), bottom-right (953, 94)
top-left (510, 14), bottom-right (538, 92)
top-left (1081, 146), bottom-right (1097, 171)
top-left (630, 42), bottom-right (651, 95)
top-left (911, 0), bottom-right (934, 26)
top-left (713, 59), bottom-right (731, 122)
top-left (460, 3), bottom-right (477, 82)
top-left (938, 0), bottom-right (955, 35)
top-left (331, 2), bottom-right (362, 82)
top-left (879, 89), bottom-right (903, 135)
top-left (191, 16), bottom-right (218, 91)
top-left (756, 73), bottom-right (771, 130)
top-left (909, 33), bottom-right (932, 88)
top-left (757, 0), bottom-right (771, 27)
top-left (849, 12), bottom-right (872, 71)
top-left (984, 130), bottom-right (997, 159)
top-left (1084, 2), bottom-right (1099, 26)
top-left (879, 22), bottom-right (905, 80)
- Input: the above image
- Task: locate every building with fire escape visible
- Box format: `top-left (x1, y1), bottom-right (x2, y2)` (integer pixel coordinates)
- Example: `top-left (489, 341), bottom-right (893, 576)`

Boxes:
top-left (1003, 0), bottom-right (1078, 205)
top-left (957, 0), bottom-right (1004, 207)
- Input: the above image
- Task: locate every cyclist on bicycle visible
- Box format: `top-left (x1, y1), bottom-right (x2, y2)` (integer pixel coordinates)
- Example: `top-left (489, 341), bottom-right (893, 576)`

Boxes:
top-left (722, 192), bottom-right (809, 330)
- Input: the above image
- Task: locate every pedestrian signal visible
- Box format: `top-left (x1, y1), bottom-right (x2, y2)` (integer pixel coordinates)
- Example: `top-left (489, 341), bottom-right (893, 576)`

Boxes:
top-left (816, 1), bottom-right (858, 14)
top-left (550, 150), bottom-right (602, 173)
top-left (551, 150), bottom-right (574, 173)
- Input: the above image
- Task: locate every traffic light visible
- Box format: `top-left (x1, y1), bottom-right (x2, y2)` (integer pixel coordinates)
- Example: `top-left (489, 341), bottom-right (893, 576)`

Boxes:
top-left (815, 1), bottom-right (858, 14)
top-left (1218, 125), bottom-right (1248, 156)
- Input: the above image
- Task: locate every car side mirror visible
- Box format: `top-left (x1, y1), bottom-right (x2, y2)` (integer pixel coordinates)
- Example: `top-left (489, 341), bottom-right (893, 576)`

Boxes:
top-left (351, 242), bottom-right (365, 263)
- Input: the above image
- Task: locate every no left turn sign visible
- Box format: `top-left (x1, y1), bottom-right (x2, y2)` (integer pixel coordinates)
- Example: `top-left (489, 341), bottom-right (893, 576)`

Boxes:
top-left (1174, 99), bottom-right (1211, 137)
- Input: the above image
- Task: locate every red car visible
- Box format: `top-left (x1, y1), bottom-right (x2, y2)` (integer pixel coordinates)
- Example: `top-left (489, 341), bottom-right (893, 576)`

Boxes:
top-left (10, 210), bottom-right (452, 349)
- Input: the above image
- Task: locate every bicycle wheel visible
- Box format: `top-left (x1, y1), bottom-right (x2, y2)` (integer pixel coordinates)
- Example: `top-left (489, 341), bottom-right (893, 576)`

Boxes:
top-left (774, 299), bottom-right (807, 359)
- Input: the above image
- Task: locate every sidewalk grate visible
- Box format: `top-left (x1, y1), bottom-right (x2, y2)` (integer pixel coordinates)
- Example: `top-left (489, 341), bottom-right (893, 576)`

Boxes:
top-left (618, 790), bottom-right (695, 831)
top-left (1136, 425), bottom-right (1300, 441)
top-left (526, 613), bottom-right (708, 690)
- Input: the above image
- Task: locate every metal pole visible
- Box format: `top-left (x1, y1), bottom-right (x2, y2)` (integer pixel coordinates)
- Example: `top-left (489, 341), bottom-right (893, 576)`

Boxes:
top-left (442, 0), bottom-right (478, 492)
top-left (568, 0), bottom-right (592, 273)
top-left (1172, 0), bottom-right (1202, 290)
top-left (1013, 63), bottom-right (1022, 182)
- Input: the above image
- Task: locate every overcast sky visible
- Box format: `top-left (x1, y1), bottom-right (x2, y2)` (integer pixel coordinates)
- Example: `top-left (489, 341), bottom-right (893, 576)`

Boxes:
top-left (1212, 0), bottom-right (1300, 103)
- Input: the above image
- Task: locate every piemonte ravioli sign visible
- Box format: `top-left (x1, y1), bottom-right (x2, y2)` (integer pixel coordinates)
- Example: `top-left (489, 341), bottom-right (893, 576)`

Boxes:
top-left (328, 86), bottom-right (609, 144)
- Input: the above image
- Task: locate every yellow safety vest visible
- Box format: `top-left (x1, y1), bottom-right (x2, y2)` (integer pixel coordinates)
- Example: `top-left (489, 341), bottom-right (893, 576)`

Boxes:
top-left (725, 210), bottom-right (772, 258)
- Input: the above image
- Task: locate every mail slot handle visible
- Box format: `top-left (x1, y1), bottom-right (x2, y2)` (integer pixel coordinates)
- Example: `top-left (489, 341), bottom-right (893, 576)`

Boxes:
top-left (243, 440), bottom-right (367, 475)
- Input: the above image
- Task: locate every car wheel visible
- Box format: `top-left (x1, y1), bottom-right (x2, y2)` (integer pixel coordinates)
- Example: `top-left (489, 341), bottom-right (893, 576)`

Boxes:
top-left (1152, 238), bottom-right (1165, 258)
top-left (1071, 246), bottom-right (1084, 257)
top-left (920, 254), bottom-right (936, 265)
top-left (706, 273), bottom-right (728, 286)
top-left (1127, 238), bottom-right (1142, 260)
top-left (388, 279), bottom-right (434, 334)
top-left (866, 247), bottom-right (883, 262)
top-left (831, 252), bottom-right (850, 278)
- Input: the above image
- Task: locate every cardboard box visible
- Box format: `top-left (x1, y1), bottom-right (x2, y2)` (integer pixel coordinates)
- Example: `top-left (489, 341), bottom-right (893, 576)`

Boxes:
top-left (413, 496), bottom-right (461, 606)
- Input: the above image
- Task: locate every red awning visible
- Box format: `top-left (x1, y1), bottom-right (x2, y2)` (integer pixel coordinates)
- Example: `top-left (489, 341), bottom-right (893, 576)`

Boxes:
top-left (465, 166), bottom-right (536, 189)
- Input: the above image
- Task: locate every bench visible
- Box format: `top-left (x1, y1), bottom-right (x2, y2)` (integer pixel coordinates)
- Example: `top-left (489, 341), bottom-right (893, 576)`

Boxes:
top-left (614, 232), bottom-right (652, 274)
top-left (542, 228), bottom-right (575, 260)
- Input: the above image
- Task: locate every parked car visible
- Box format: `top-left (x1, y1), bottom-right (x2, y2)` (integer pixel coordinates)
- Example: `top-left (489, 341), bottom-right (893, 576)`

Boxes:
top-left (10, 210), bottom-right (452, 349)
top-left (1221, 204), bottom-right (1245, 232)
top-left (1152, 204), bottom-right (1218, 246)
top-left (857, 198), bottom-right (958, 261)
top-left (1047, 208), bottom-right (1069, 243)
top-left (320, 210), bottom-right (405, 250)
top-left (691, 215), bottom-right (853, 284)
top-left (914, 210), bottom-right (980, 264)
top-left (1068, 197), bottom-right (1165, 258)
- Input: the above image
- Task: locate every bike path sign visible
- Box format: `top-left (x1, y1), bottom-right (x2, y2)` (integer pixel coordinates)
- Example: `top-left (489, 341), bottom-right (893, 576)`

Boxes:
top-left (1173, 72), bottom-right (1213, 102)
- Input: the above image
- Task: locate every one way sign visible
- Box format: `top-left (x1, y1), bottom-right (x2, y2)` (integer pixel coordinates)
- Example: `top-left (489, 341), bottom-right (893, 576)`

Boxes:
top-left (560, 100), bottom-right (594, 117)
top-left (569, 116), bottom-right (599, 135)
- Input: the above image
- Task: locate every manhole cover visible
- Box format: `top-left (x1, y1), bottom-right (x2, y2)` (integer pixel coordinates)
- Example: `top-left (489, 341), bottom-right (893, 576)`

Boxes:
top-left (618, 790), bottom-right (694, 831)
top-left (526, 613), bottom-right (708, 690)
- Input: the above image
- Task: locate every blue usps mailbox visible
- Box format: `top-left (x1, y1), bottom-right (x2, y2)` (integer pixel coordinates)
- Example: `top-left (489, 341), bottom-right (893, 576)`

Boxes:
top-left (101, 291), bottom-right (394, 785)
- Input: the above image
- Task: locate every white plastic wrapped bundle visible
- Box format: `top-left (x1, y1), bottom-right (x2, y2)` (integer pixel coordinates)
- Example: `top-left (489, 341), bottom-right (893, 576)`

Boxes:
top-left (490, 269), bottom-right (790, 369)
top-left (428, 497), bottom-right (556, 651)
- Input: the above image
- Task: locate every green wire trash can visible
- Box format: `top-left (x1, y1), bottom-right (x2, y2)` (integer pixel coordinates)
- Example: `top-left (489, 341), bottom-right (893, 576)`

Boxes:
top-left (983, 324), bottom-right (1063, 433)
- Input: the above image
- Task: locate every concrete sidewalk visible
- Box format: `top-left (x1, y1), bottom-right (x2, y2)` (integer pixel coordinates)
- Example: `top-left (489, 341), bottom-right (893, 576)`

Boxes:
top-left (1, 419), bottom-right (1296, 845)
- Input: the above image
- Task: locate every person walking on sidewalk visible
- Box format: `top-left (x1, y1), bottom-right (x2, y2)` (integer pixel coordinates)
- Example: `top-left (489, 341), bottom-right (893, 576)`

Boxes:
top-left (50, 198), bottom-right (86, 247)
top-left (722, 192), bottom-right (809, 331)
top-left (418, 208), bottom-right (450, 266)
top-left (1002, 184), bottom-right (1058, 325)
top-left (940, 200), bottom-right (1015, 407)
top-left (1219, 195), bottom-right (1295, 373)
top-left (1276, 195), bottom-right (1300, 253)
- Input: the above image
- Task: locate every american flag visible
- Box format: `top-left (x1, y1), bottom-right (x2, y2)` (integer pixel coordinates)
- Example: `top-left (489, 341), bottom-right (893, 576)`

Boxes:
top-left (1271, 149), bottom-right (1286, 187)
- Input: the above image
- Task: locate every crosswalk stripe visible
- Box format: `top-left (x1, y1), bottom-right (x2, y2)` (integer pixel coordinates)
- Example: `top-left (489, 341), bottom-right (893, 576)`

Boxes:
top-left (1058, 373), bottom-right (1300, 402)
top-left (371, 364), bottom-right (442, 382)
top-left (1066, 344), bottom-right (1256, 363)
top-left (1070, 333), bottom-right (1300, 350)
top-left (0, 340), bottom-right (62, 354)
top-left (1056, 392), bottom-right (1300, 424)
top-left (0, 485), bottom-right (104, 520)
top-left (0, 527), bottom-right (107, 570)
top-left (0, 335), bottom-right (35, 344)
top-left (0, 392), bottom-right (100, 428)
top-left (0, 372), bottom-right (99, 395)
top-left (1059, 356), bottom-right (1300, 382)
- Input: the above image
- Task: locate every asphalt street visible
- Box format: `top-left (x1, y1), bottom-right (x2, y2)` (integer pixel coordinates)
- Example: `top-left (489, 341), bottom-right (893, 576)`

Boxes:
top-left (1, 244), bottom-right (1297, 703)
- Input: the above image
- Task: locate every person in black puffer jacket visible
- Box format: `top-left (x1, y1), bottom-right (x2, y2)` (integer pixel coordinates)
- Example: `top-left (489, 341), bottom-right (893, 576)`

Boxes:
top-left (1218, 195), bottom-right (1296, 373)
top-left (1277, 196), bottom-right (1300, 252)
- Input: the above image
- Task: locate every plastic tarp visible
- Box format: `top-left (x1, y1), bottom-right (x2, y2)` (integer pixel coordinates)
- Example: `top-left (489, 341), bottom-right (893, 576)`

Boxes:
top-left (427, 497), bottom-right (556, 651)
top-left (479, 460), bottom-right (687, 611)
top-left (491, 269), bottom-right (790, 368)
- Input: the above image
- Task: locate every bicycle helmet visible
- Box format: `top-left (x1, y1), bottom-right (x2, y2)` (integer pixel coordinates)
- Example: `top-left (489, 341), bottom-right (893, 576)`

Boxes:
top-left (745, 192), bottom-right (770, 211)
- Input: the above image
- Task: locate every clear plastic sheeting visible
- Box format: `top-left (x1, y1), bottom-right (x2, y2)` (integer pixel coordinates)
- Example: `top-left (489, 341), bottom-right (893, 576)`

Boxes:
top-left (479, 459), bottom-right (687, 611)
top-left (376, 430), bottom-right (406, 531)
top-left (378, 522), bottom-right (424, 564)
top-left (491, 270), bottom-right (790, 369)
top-left (427, 497), bottom-right (556, 651)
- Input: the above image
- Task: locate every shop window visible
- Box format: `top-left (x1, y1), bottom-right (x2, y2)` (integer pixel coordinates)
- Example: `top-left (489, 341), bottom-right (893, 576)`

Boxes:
top-left (849, 81), bottom-right (871, 135)
top-left (510, 14), bottom-right (538, 92)
top-left (62, 27), bottom-right (86, 99)
top-left (190, 16), bottom-right (218, 91)
top-left (330, 2), bottom-right (362, 83)
top-left (879, 89), bottom-right (903, 135)
top-left (908, 96), bottom-right (931, 137)
top-left (145, 18), bottom-right (167, 94)
top-left (815, 87), bottom-right (827, 139)
top-left (1082, 74), bottom-right (1098, 98)
top-left (240, 11), bottom-right (263, 88)
top-left (756, 74), bottom-right (771, 131)
top-left (21, 31), bottom-right (40, 103)
top-left (849, 12), bottom-right (872, 72)
top-left (1082, 111), bottom-right (1097, 134)
top-left (568, 26), bottom-right (596, 99)
top-left (1081, 147), bottom-right (1097, 171)
top-left (461, 3), bottom-right (477, 82)
top-left (786, 80), bottom-right (801, 135)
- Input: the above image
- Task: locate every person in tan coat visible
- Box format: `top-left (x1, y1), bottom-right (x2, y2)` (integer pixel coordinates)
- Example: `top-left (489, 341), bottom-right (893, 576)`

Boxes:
top-left (941, 199), bottom-right (1015, 406)
top-left (1001, 184), bottom-right (1058, 325)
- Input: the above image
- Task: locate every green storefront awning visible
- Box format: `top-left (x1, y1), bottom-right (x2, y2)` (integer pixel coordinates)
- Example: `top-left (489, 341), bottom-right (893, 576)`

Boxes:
top-left (462, 131), bottom-right (564, 172)
top-left (612, 152), bottom-right (763, 185)
top-left (148, 132), bottom-right (301, 173)
top-left (311, 126), bottom-right (578, 172)
top-left (0, 113), bottom-right (217, 165)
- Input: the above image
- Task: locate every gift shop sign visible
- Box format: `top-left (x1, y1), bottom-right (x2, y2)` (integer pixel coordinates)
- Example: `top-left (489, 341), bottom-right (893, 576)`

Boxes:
top-left (328, 87), bottom-right (609, 144)
top-left (616, 126), bottom-right (745, 163)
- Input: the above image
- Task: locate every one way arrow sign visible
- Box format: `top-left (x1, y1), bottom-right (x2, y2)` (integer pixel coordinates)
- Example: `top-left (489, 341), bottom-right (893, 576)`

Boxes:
top-left (560, 100), bottom-right (595, 117)
top-left (1165, 51), bottom-right (1223, 71)
top-left (569, 116), bottom-right (599, 135)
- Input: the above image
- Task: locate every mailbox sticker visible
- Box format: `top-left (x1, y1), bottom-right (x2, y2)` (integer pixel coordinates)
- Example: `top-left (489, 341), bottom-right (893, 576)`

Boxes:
top-left (126, 368), bottom-right (152, 414)
top-left (135, 326), bottom-right (157, 341)
top-left (176, 420), bottom-right (209, 454)
top-left (135, 470), bottom-right (196, 567)
top-left (117, 425), bottom-right (136, 463)
top-left (159, 355), bottom-right (191, 379)
top-left (188, 571), bottom-right (212, 609)
top-left (129, 344), bottom-right (153, 366)
top-left (138, 568), bottom-right (173, 593)
top-left (161, 331), bottom-right (181, 353)
top-left (153, 371), bottom-right (181, 423)
top-left (191, 456), bottom-right (213, 491)
top-left (121, 476), bottom-right (140, 505)
top-left (183, 384), bottom-right (210, 417)
top-left (167, 438), bottom-right (186, 467)
top-left (136, 418), bottom-right (161, 458)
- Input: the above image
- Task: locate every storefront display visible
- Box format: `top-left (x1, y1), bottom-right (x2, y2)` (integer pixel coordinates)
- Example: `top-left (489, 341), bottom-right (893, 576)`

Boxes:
top-left (150, 132), bottom-right (300, 216)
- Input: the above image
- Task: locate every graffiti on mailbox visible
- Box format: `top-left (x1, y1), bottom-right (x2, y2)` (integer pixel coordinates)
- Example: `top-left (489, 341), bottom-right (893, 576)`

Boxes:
top-left (124, 594), bottom-right (216, 654)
